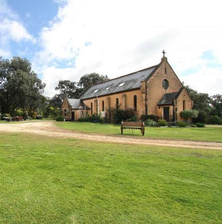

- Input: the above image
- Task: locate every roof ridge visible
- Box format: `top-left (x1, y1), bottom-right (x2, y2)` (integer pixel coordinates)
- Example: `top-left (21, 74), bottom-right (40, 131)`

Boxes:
top-left (90, 64), bottom-right (159, 88)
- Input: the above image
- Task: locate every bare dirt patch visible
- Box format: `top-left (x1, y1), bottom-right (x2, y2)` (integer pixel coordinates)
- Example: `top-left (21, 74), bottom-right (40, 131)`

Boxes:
top-left (1, 121), bottom-right (222, 150)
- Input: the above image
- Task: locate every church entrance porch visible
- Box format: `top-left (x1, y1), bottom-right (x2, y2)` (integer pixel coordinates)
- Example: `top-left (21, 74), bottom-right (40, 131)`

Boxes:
top-left (163, 107), bottom-right (170, 122)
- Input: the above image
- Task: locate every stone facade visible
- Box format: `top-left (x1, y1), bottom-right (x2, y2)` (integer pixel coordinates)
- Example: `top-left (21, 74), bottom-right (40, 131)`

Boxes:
top-left (61, 97), bottom-right (89, 121)
top-left (83, 89), bottom-right (143, 118)
top-left (61, 54), bottom-right (193, 122)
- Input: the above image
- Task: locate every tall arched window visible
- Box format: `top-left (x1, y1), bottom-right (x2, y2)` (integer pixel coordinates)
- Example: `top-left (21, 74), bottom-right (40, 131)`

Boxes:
top-left (91, 102), bottom-right (93, 114)
top-left (183, 100), bottom-right (186, 111)
top-left (134, 95), bottom-right (137, 111)
top-left (116, 98), bottom-right (119, 109)
top-left (102, 100), bottom-right (105, 111)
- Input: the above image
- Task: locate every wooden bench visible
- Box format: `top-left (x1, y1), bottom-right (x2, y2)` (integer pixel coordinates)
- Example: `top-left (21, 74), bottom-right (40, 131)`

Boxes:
top-left (121, 121), bottom-right (145, 136)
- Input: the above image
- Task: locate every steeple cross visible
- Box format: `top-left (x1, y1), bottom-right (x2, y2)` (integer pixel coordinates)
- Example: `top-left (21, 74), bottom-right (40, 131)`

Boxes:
top-left (162, 50), bottom-right (166, 57)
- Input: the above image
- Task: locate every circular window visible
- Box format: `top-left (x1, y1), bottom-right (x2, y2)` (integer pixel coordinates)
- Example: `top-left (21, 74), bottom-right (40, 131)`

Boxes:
top-left (162, 79), bottom-right (169, 90)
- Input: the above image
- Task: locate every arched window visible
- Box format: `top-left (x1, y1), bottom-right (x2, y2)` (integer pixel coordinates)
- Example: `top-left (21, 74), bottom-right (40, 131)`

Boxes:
top-left (116, 98), bottom-right (119, 109)
top-left (183, 100), bottom-right (186, 111)
top-left (91, 102), bottom-right (93, 114)
top-left (102, 100), bottom-right (105, 111)
top-left (134, 95), bottom-right (137, 111)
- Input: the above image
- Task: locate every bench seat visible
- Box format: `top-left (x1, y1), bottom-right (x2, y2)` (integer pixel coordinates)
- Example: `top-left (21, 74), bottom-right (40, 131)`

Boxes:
top-left (121, 122), bottom-right (145, 135)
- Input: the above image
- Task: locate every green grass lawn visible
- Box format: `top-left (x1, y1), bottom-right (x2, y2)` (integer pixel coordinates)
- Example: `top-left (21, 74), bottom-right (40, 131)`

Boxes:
top-left (56, 121), bottom-right (222, 142)
top-left (0, 133), bottom-right (222, 223)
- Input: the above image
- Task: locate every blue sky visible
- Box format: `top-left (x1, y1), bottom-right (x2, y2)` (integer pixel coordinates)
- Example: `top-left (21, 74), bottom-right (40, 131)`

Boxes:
top-left (0, 0), bottom-right (222, 97)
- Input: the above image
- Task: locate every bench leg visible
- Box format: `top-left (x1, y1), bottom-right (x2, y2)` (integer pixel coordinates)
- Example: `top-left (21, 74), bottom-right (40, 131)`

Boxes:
top-left (142, 128), bottom-right (145, 136)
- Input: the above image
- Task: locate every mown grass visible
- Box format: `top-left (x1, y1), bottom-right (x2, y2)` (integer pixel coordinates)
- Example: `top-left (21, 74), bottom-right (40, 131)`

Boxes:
top-left (0, 133), bottom-right (222, 223)
top-left (56, 121), bottom-right (222, 142)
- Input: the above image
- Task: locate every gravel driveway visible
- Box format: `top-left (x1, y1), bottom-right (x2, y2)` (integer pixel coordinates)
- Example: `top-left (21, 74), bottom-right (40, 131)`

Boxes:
top-left (0, 121), bottom-right (222, 150)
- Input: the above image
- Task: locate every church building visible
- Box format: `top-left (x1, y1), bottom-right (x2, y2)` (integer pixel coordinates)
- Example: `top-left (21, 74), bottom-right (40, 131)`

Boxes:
top-left (61, 52), bottom-right (193, 122)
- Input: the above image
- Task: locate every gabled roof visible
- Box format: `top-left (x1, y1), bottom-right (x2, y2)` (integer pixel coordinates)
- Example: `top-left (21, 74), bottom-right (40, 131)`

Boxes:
top-left (158, 92), bottom-right (178, 106)
top-left (158, 87), bottom-right (185, 106)
top-left (80, 65), bottom-right (158, 100)
top-left (67, 98), bottom-right (90, 110)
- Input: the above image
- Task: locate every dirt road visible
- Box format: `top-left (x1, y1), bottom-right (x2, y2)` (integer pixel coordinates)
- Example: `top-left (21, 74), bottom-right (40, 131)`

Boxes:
top-left (0, 121), bottom-right (222, 150)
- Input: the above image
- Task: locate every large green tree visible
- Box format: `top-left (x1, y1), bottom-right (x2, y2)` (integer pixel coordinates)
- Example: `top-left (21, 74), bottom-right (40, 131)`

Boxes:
top-left (55, 80), bottom-right (81, 99)
top-left (0, 56), bottom-right (46, 115)
top-left (78, 73), bottom-right (109, 90)
top-left (52, 73), bottom-right (109, 108)
top-left (185, 85), bottom-right (212, 114)
top-left (210, 94), bottom-right (222, 118)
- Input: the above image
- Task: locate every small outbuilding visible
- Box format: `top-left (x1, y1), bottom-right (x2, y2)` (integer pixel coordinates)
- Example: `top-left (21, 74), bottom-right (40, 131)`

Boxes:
top-left (61, 98), bottom-right (90, 121)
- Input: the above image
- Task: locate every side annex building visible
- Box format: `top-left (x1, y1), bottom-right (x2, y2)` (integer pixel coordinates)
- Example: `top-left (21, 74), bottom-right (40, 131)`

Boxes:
top-left (61, 53), bottom-right (193, 122)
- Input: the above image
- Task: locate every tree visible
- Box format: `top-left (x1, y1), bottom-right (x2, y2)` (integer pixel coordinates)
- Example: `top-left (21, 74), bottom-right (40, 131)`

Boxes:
top-left (43, 95), bottom-right (63, 118)
top-left (53, 80), bottom-right (83, 108)
top-left (55, 80), bottom-right (81, 99)
top-left (78, 73), bottom-right (109, 90)
top-left (210, 94), bottom-right (222, 118)
top-left (185, 85), bottom-right (212, 114)
top-left (48, 94), bottom-right (64, 108)
top-left (53, 73), bottom-right (109, 107)
top-left (0, 56), bottom-right (46, 115)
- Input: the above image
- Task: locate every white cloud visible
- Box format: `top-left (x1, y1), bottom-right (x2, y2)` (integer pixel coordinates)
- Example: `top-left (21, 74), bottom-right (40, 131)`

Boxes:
top-left (0, 18), bottom-right (35, 43)
top-left (0, 0), bottom-right (17, 19)
top-left (182, 67), bottom-right (222, 96)
top-left (34, 0), bottom-right (222, 97)
top-left (41, 66), bottom-right (77, 96)
top-left (0, 0), bottom-right (35, 57)
top-left (0, 48), bottom-right (11, 58)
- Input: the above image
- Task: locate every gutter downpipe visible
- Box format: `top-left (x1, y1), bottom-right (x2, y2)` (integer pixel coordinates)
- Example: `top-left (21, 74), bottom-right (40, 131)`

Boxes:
top-left (97, 96), bottom-right (100, 115)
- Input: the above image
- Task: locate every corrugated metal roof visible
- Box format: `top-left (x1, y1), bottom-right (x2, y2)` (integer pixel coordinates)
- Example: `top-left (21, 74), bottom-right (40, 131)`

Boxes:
top-left (67, 98), bottom-right (90, 110)
top-left (158, 87), bottom-right (185, 106)
top-left (80, 65), bottom-right (158, 100)
top-left (158, 92), bottom-right (178, 105)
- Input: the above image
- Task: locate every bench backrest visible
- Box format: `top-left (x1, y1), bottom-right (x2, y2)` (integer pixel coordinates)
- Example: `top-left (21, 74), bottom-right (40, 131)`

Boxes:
top-left (121, 122), bottom-right (144, 127)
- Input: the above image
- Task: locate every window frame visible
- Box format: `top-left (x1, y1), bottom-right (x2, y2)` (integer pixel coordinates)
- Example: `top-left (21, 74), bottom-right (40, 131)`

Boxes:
top-left (162, 79), bottom-right (169, 90)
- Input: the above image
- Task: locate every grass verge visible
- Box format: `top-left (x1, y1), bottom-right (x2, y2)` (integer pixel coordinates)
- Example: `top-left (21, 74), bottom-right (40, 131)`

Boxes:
top-left (56, 121), bottom-right (222, 142)
top-left (0, 133), bottom-right (222, 223)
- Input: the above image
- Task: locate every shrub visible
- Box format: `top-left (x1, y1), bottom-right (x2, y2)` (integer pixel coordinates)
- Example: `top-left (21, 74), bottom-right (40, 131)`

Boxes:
top-left (167, 122), bottom-right (176, 127)
top-left (78, 117), bottom-right (90, 122)
top-left (207, 115), bottom-right (222, 125)
top-left (180, 110), bottom-right (198, 121)
top-left (14, 108), bottom-right (24, 116)
top-left (195, 123), bottom-right (205, 128)
top-left (176, 121), bottom-right (187, 127)
top-left (145, 119), bottom-right (159, 127)
top-left (158, 119), bottom-right (167, 126)
top-left (102, 117), bottom-right (110, 124)
top-left (89, 114), bottom-right (103, 123)
top-left (141, 115), bottom-right (159, 122)
top-left (110, 108), bottom-right (136, 124)
top-left (192, 111), bottom-right (207, 123)
top-left (113, 109), bottom-right (125, 123)
top-left (126, 116), bottom-right (138, 122)
top-left (1, 113), bottom-right (11, 120)
top-left (78, 114), bottom-right (103, 123)
top-left (56, 116), bottom-right (65, 121)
